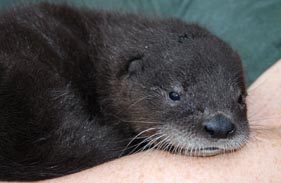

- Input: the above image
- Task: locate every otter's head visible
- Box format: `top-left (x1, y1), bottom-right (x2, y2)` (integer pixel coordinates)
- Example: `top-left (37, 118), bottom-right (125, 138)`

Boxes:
top-left (99, 20), bottom-right (249, 156)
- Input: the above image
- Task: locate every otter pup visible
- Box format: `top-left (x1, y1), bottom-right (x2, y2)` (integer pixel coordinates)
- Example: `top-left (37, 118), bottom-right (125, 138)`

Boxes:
top-left (0, 2), bottom-right (249, 181)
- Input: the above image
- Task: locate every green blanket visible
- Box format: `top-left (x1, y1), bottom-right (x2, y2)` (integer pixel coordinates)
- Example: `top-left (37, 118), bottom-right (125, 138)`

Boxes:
top-left (1, 0), bottom-right (280, 85)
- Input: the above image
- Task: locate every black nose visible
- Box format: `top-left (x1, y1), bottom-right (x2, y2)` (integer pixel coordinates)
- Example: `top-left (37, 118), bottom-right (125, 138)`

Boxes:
top-left (203, 114), bottom-right (236, 139)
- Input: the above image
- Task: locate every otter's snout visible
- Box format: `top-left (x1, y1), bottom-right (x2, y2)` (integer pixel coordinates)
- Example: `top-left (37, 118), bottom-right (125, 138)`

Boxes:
top-left (202, 114), bottom-right (236, 139)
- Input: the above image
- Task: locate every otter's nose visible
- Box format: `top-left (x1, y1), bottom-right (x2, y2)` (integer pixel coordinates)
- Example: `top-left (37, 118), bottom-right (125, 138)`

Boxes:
top-left (203, 114), bottom-right (236, 139)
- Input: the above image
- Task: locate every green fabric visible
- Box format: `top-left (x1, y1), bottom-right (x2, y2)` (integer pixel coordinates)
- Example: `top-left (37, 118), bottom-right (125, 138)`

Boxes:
top-left (1, 0), bottom-right (280, 85)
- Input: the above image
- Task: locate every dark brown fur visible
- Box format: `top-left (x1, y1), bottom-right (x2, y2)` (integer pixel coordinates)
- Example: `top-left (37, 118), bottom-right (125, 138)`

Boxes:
top-left (0, 3), bottom-right (248, 181)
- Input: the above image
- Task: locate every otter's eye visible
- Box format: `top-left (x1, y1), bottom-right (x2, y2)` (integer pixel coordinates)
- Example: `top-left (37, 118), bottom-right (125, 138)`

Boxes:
top-left (169, 91), bottom-right (181, 101)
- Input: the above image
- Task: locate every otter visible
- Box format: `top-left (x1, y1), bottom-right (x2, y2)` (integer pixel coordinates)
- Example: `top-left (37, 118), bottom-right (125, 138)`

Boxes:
top-left (0, 2), bottom-right (249, 181)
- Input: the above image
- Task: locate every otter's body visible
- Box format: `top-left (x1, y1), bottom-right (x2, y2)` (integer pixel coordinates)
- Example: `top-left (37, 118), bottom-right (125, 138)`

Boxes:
top-left (0, 3), bottom-right (248, 181)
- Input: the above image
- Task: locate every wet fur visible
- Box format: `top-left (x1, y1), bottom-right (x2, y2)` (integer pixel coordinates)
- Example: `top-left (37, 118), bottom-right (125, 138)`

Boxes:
top-left (0, 3), bottom-right (248, 181)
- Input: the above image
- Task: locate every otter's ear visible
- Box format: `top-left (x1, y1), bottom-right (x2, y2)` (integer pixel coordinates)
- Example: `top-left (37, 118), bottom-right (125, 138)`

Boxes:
top-left (127, 55), bottom-right (144, 76)
top-left (117, 53), bottom-right (144, 78)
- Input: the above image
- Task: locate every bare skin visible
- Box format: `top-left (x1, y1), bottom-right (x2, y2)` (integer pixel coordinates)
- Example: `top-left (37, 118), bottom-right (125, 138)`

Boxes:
top-left (3, 60), bottom-right (281, 183)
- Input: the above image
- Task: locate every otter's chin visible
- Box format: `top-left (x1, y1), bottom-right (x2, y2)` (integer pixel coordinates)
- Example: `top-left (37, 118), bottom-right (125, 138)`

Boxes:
top-left (183, 142), bottom-right (247, 156)
top-left (161, 141), bottom-right (248, 157)
top-left (166, 146), bottom-right (237, 157)
top-left (189, 147), bottom-right (223, 156)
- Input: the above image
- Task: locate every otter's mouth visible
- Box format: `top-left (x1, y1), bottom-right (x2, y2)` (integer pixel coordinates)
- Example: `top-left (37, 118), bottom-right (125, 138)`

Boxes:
top-left (167, 146), bottom-right (236, 157)
top-left (190, 147), bottom-right (222, 156)
top-left (129, 136), bottom-right (245, 157)
top-left (165, 146), bottom-right (220, 156)
top-left (148, 138), bottom-right (244, 157)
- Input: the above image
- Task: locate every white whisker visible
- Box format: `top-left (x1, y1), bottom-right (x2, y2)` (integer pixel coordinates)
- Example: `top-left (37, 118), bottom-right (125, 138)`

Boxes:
top-left (119, 127), bottom-right (157, 157)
